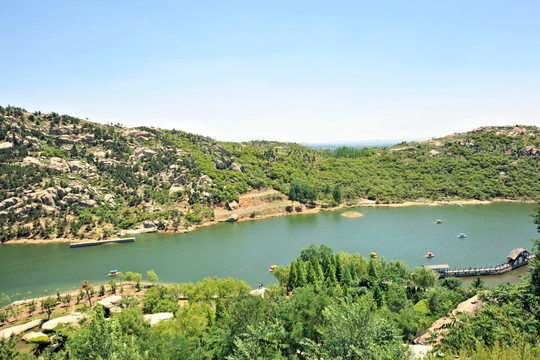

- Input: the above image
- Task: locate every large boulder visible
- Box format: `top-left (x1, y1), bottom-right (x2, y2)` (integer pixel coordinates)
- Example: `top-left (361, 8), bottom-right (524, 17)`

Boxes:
top-left (0, 142), bottom-right (14, 149)
top-left (215, 160), bottom-right (226, 170)
top-left (42, 313), bottom-right (86, 331)
top-left (22, 332), bottom-right (50, 344)
top-left (23, 156), bottom-right (42, 166)
top-left (144, 313), bottom-right (173, 326)
top-left (0, 319), bottom-right (44, 339)
top-left (79, 199), bottom-right (98, 208)
top-left (169, 184), bottom-right (184, 194)
top-left (99, 296), bottom-right (123, 314)
top-left (198, 175), bottom-right (213, 186)
top-left (49, 157), bottom-right (70, 172)
top-left (227, 201), bottom-right (239, 211)
top-left (224, 214), bottom-right (239, 222)
top-left (0, 197), bottom-right (20, 210)
top-left (41, 193), bottom-right (56, 206)
top-left (126, 227), bottom-right (157, 235)
top-left (230, 162), bottom-right (245, 173)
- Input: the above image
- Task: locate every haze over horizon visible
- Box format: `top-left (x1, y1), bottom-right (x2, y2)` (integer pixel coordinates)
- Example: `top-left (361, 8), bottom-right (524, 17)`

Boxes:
top-left (1, 1), bottom-right (539, 143)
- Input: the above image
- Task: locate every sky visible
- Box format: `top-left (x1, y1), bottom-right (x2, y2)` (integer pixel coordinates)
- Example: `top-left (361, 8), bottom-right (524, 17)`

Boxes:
top-left (1, 1), bottom-right (539, 143)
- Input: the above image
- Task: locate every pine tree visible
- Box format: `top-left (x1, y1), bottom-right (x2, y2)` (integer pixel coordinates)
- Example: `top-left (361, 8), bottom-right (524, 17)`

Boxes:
top-left (326, 263), bottom-right (337, 286)
top-left (306, 261), bottom-right (316, 285)
top-left (341, 264), bottom-right (352, 288)
top-left (311, 257), bottom-right (324, 283)
top-left (335, 255), bottom-right (345, 283)
top-left (296, 261), bottom-right (307, 288)
top-left (215, 297), bottom-right (229, 321)
top-left (288, 261), bottom-right (298, 289)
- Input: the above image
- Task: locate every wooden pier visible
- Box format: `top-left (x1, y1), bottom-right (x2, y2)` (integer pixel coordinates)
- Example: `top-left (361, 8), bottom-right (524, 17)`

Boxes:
top-left (69, 237), bottom-right (135, 248)
top-left (426, 248), bottom-right (535, 278)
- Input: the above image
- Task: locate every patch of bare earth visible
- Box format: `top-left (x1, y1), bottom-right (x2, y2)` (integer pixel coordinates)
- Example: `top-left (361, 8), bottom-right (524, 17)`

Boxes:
top-left (213, 189), bottom-right (310, 221)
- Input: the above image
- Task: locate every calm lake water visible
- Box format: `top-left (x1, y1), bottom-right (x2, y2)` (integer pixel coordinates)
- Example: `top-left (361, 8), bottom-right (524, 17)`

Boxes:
top-left (0, 203), bottom-right (537, 298)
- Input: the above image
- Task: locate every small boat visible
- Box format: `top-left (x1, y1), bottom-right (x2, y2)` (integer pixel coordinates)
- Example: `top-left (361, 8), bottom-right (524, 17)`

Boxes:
top-left (456, 203), bottom-right (463, 208)
top-left (269, 265), bottom-right (277, 272)
top-left (458, 233), bottom-right (467, 238)
top-left (370, 252), bottom-right (377, 259)
top-left (107, 269), bottom-right (118, 276)
top-left (425, 252), bottom-right (434, 258)
top-left (435, 219), bottom-right (442, 224)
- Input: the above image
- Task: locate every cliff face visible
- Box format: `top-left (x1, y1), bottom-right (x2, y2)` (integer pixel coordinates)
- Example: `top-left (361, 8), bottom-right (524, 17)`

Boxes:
top-left (0, 105), bottom-right (538, 243)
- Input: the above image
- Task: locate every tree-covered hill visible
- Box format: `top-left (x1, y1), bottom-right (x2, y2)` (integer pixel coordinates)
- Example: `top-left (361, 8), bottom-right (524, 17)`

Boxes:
top-left (0, 105), bottom-right (538, 242)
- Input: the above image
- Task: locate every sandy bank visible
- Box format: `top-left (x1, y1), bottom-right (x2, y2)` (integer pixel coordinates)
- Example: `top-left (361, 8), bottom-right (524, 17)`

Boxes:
top-left (2, 197), bottom-right (535, 245)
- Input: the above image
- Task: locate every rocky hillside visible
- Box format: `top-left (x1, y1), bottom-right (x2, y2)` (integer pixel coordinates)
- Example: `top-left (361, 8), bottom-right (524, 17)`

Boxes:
top-left (0, 105), bottom-right (538, 243)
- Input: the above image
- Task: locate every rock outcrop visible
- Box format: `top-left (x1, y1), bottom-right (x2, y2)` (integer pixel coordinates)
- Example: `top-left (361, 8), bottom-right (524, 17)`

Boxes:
top-left (22, 332), bottom-right (50, 344)
top-left (42, 313), bottom-right (86, 331)
top-left (0, 319), bottom-right (45, 339)
top-left (144, 312), bottom-right (173, 326)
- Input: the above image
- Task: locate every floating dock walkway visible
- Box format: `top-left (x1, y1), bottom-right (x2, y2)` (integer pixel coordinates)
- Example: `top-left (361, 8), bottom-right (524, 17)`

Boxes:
top-left (70, 237), bottom-right (135, 248)
top-left (426, 248), bottom-right (535, 278)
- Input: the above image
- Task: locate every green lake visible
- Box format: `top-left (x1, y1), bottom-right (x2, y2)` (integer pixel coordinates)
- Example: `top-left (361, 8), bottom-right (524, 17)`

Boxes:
top-left (0, 202), bottom-right (537, 298)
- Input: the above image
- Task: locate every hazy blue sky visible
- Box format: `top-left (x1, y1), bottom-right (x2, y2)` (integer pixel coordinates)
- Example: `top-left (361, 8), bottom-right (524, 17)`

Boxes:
top-left (1, 1), bottom-right (539, 142)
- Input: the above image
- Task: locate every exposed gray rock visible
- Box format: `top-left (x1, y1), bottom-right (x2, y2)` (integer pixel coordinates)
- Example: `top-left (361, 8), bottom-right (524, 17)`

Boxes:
top-left (23, 156), bottom-right (42, 166)
top-left (143, 220), bottom-right (156, 229)
top-left (126, 227), bottom-right (157, 235)
top-left (104, 194), bottom-right (115, 203)
top-left (0, 197), bottom-right (20, 210)
top-left (22, 136), bottom-right (41, 151)
top-left (0, 142), bottom-right (13, 149)
top-left (215, 160), bottom-right (226, 170)
top-left (408, 345), bottom-right (433, 359)
top-left (227, 201), bottom-right (239, 210)
top-left (79, 199), bottom-right (97, 207)
top-left (56, 187), bottom-right (67, 200)
top-left (125, 129), bottom-right (155, 142)
top-left (49, 157), bottom-right (70, 172)
top-left (198, 175), bottom-right (213, 186)
top-left (57, 135), bottom-right (76, 144)
top-left (143, 312), bottom-right (173, 326)
top-left (69, 160), bottom-right (86, 172)
top-left (49, 127), bottom-right (70, 135)
top-left (63, 194), bottom-right (80, 205)
top-left (0, 319), bottom-right (44, 339)
top-left (230, 162), bottom-right (245, 173)
top-left (22, 332), bottom-right (50, 344)
top-left (169, 184), bottom-right (184, 194)
top-left (41, 194), bottom-right (56, 206)
top-left (224, 214), bottom-right (239, 222)
top-left (42, 313), bottom-right (86, 331)
top-left (14, 203), bottom-right (39, 217)
top-left (99, 296), bottom-right (123, 314)
top-left (521, 146), bottom-right (539, 156)
top-left (135, 147), bottom-right (158, 159)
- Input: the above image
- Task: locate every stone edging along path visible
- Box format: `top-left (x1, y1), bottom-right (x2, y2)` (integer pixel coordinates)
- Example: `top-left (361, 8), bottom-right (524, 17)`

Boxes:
top-left (0, 287), bottom-right (145, 328)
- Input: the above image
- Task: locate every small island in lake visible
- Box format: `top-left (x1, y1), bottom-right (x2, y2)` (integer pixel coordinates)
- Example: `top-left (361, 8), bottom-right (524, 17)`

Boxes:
top-left (341, 211), bottom-right (364, 218)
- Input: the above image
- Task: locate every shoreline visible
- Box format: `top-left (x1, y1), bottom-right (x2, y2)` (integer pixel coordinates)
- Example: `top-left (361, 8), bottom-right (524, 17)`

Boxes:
top-left (2, 198), bottom-right (536, 245)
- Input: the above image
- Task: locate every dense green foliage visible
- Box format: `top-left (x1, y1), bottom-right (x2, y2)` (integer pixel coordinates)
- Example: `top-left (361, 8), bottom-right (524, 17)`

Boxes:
top-left (2, 204), bottom-right (540, 359)
top-left (0, 105), bottom-right (538, 242)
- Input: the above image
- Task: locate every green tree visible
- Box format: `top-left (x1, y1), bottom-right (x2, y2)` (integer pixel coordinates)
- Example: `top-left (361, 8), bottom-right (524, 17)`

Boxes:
top-left (81, 280), bottom-right (94, 307)
top-left (303, 298), bottom-right (406, 360)
top-left (41, 296), bottom-right (57, 320)
top-left (332, 185), bottom-right (342, 203)
top-left (412, 267), bottom-right (438, 290)
top-left (147, 269), bottom-right (159, 285)
top-left (65, 305), bottom-right (142, 360)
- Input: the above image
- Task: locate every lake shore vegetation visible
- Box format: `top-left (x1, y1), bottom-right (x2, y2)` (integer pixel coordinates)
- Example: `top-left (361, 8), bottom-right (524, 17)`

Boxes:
top-left (1, 218), bottom-right (539, 359)
top-left (0, 105), bottom-right (538, 244)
